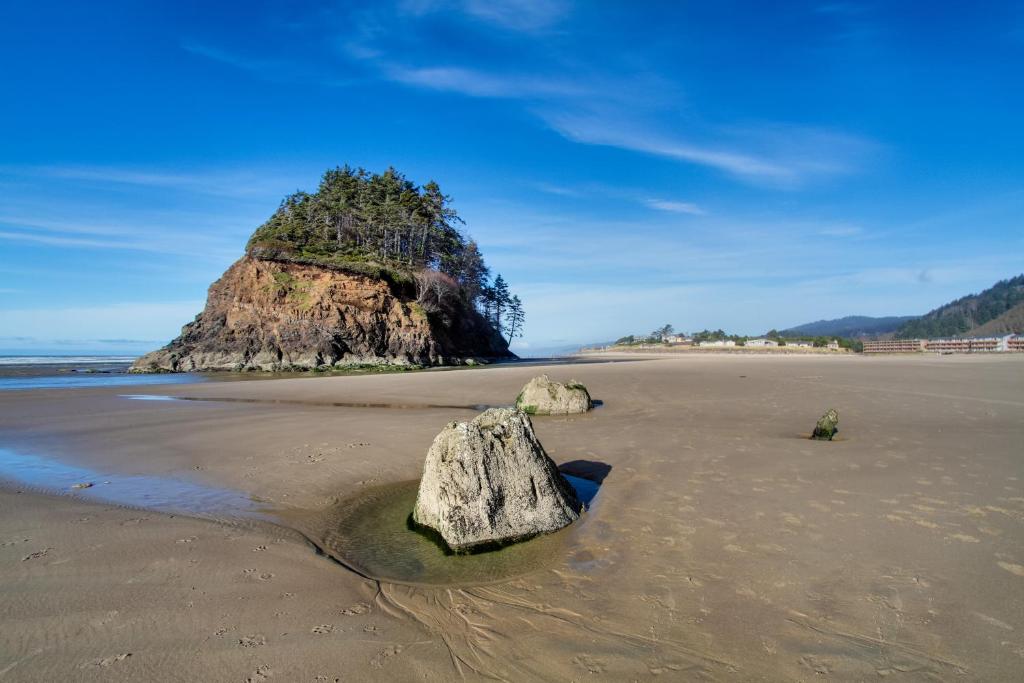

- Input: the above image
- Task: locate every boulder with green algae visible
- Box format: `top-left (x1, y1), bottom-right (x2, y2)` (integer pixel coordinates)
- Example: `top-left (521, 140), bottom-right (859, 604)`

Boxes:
top-left (412, 408), bottom-right (581, 552)
top-left (515, 374), bottom-right (592, 415)
top-left (811, 408), bottom-right (839, 440)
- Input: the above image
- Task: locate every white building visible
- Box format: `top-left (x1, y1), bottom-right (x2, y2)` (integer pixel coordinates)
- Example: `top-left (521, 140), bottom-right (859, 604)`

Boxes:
top-left (787, 341), bottom-right (812, 348)
top-left (827, 339), bottom-right (841, 350)
top-left (699, 339), bottom-right (736, 348)
top-left (746, 338), bottom-right (778, 348)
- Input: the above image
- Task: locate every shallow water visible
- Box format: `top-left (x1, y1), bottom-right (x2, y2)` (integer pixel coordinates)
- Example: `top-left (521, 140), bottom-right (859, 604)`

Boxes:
top-left (0, 447), bottom-right (271, 521)
top-left (0, 359), bottom-right (207, 391)
top-left (0, 445), bottom-right (599, 586)
top-left (298, 476), bottom-right (598, 586)
top-left (119, 394), bottom-right (502, 411)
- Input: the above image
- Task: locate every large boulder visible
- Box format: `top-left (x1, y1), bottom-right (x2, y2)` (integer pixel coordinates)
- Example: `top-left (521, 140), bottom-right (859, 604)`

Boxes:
top-left (811, 408), bottom-right (839, 440)
top-left (412, 408), bottom-right (582, 552)
top-left (515, 374), bottom-right (592, 415)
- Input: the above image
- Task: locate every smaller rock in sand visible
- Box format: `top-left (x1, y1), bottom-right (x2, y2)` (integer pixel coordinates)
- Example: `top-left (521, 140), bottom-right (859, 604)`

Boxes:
top-left (515, 374), bottom-right (592, 415)
top-left (811, 408), bottom-right (839, 441)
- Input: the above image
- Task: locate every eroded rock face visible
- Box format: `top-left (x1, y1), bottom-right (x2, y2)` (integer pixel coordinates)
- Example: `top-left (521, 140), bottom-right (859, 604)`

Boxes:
top-left (412, 408), bottom-right (581, 552)
top-left (515, 374), bottom-right (592, 415)
top-left (811, 408), bottom-right (840, 440)
top-left (131, 256), bottom-right (511, 372)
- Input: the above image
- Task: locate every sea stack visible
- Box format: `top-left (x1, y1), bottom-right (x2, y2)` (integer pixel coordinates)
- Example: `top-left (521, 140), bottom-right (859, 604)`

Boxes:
top-left (412, 408), bottom-right (582, 552)
top-left (515, 374), bottom-right (593, 415)
top-left (131, 165), bottom-right (514, 372)
top-left (811, 408), bottom-right (840, 440)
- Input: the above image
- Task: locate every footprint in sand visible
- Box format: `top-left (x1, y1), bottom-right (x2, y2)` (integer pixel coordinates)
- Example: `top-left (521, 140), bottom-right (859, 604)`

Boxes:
top-left (370, 645), bottom-right (402, 668)
top-left (246, 665), bottom-right (272, 682)
top-left (311, 624), bottom-right (335, 634)
top-left (243, 568), bottom-right (274, 581)
top-left (572, 654), bottom-right (607, 674)
top-left (341, 603), bottom-right (370, 616)
top-left (1, 538), bottom-right (30, 547)
top-left (90, 653), bottom-right (131, 668)
top-left (21, 547), bottom-right (52, 561)
top-left (239, 635), bottom-right (266, 648)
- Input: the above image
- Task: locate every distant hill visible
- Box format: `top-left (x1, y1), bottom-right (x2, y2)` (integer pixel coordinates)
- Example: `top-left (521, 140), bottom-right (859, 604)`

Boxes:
top-left (968, 301), bottom-right (1024, 337)
top-left (779, 315), bottom-right (917, 339)
top-left (895, 274), bottom-right (1024, 339)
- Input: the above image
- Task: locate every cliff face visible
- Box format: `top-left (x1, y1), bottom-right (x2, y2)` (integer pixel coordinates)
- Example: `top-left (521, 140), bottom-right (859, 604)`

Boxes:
top-left (132, 256), bottom-right (511, 372)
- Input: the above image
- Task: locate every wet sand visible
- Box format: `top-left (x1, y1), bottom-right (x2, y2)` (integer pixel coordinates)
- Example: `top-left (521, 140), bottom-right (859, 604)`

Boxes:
top-left (1, 353), bottom-right (1023, 680)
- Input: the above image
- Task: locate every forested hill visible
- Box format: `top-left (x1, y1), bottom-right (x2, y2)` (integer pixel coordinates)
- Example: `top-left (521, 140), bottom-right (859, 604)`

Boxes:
top-left (895, 274), bottom-right (1024, 339)
top-left (779, 315), bottom-right (916, 339)
top-left (246, 165), bottom-right (523, 341)
top-left (248, 165), bottom-right (485, 293)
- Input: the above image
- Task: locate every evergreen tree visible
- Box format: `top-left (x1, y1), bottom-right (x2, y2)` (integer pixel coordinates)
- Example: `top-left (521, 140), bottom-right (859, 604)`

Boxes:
top-left (506, 295), bottom-right (525, 343)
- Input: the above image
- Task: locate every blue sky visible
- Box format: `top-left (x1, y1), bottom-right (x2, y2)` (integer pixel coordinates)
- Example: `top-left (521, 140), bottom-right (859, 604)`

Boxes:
top-left (1, 1), bottom-right (1022, 355)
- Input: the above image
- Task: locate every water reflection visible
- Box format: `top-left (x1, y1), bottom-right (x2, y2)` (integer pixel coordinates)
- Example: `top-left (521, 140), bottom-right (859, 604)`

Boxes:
top-left (0, 448), bottom-right (270, 521)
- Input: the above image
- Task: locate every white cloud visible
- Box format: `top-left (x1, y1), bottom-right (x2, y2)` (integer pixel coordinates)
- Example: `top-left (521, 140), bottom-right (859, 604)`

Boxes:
top-left (396, 0), bottom-right (572, 32)
top-left (1, 163), bottom-right (307, 199)
top-left (460, 0), bottom-right (572, 32)
top-left (645, 199), bottom-right (706, 215)
top-left (539, 112), bottom-right (874, 187)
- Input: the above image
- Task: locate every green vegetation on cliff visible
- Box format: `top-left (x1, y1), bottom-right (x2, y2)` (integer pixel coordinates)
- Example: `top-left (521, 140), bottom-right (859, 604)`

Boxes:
top-left (246, 165), bottom-right (523, 343)
top-left (895, 274), bottom-right (1024, 339)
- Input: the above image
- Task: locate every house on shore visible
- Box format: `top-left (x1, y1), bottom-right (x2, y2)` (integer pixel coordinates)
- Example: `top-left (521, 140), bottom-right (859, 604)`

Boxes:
top-left (746, 338), bottom-right (778, 348)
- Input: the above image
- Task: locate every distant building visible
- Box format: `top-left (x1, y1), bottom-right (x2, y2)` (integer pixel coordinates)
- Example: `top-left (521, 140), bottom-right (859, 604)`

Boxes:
top-left (787, 341), bottom-right (812, 348)
top-left (863, 339), bottom-right (927, 353)
top-left (746, 338), bottom-right (778, 348)
top-left (864, 335), bottom-right (1022, 354)
top-left (665, 334), bottom-right (691, 344)
top-left (925, 335), bottom-right (1013, 353)
top-left (699, 339), bottom-right (736, 348)
top-left (827, 339), bottom-right (840, 350)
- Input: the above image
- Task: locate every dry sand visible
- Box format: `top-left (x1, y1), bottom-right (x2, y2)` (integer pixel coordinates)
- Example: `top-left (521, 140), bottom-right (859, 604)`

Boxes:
top-left (1, 353), bottom-right (1023, 680)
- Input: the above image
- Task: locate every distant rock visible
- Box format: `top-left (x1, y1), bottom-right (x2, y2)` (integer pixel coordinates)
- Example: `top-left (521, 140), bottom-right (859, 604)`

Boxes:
top-left (811, 408), bottom-right (839, 441)
top-left (515, 374), bottom-right (592, 415)
top-left (412, 408), bottom-right (581, 552)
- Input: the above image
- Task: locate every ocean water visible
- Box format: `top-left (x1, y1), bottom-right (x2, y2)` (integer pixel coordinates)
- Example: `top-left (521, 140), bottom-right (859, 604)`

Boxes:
top-left (0, 355), bottom-right (206, 391)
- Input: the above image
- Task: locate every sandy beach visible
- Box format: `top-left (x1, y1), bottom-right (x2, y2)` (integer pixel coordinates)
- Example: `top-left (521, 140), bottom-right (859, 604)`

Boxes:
top-left (2, 354), bottom-right (1023, 681)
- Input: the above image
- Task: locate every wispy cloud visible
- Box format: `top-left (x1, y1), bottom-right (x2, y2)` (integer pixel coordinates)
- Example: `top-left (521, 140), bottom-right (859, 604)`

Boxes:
top-left (644, 199), bottom-right (706, 216)
top-left (1, 163), bottom-right (306, 199)
top-left (460, 0), bottom-right (572, 32)
top-left (527, 181), bottom-right (707, 216)
top-left (540, 112), bottom-right (874, 186)
top-left (397, 0), bottom-right (573, 32)
top-left (382, 64), bottom-right (590, 99)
